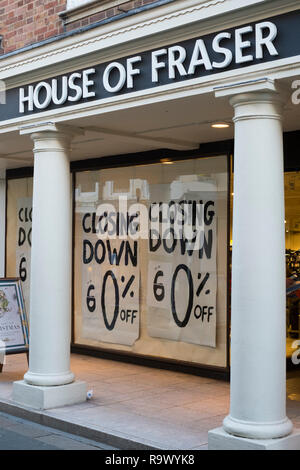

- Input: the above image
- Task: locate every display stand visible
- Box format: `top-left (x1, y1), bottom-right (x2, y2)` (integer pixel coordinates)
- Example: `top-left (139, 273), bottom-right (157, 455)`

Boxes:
top-left (0, 349), bottom-right (29, 374)
top-left (0, 278), bottom-right (29, 373)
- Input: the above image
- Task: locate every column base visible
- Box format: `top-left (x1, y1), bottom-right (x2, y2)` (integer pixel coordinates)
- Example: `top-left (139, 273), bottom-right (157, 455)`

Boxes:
top-left (12, 380), bottom-right (87, 410)
top-left (223, 414), bottom-right (293, 439)
top-left (208, 427), bottom-right (300, 450)
top-left (24, 370), bottom-right (75, 387)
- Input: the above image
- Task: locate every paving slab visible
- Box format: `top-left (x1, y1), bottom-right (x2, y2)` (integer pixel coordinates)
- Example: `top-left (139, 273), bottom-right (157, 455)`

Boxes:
top-left (0, 411), bottom-right (116, 450)
top-left (0, 427), bottom-right (57, 450)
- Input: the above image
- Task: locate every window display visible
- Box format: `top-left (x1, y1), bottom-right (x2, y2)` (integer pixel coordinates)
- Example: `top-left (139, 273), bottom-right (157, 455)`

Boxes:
top-left (74, 155), bottom-right (229, 368)
top-left (80, 185), bottom-right (140, 346)
top-left (6, 177), bottom-right (33, 315)
top-left (285, 172), bottom-right (300, 358)
top-left (5, 155), bottom-right (229, 369)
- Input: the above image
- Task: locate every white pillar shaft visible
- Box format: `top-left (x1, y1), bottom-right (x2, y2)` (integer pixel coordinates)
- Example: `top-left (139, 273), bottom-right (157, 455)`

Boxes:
top-left (224, 92), bottom-right (292, 439)
top-left (24, 131), bottom-right (74, 387)
top-left (0, 170), bottom-right (6, 277)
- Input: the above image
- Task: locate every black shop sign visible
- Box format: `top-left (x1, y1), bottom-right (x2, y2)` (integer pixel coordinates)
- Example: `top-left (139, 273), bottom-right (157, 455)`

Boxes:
top-left (1, 10), bottom-right (300, 121)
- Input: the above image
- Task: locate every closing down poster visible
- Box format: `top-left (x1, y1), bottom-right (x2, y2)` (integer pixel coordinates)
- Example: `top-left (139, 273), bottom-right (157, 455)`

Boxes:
top-left (80, 196), bottom-right (140, 346)
top-left (146, 176), bottom-right (217, 348)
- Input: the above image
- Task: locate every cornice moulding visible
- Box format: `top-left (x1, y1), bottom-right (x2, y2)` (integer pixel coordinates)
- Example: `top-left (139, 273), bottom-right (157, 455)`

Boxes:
top-left (0, 0), bottom-right (293, 83)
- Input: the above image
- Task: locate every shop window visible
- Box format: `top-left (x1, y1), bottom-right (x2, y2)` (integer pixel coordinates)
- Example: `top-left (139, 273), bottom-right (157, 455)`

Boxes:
top-left (74, 155), bottom-right (229, 368)
top-left (285, 172), bottom-right (300, 358)
top-left (228, 168), bottom-right (300, 364)
top-left (6, 177), bottom-right (33, 316)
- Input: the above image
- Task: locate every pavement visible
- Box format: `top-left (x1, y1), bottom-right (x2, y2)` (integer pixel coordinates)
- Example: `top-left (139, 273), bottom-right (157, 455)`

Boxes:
top-left (0, 410), bottom-right (116, 450)
top-left (0, 353), bottom-right (299, 450)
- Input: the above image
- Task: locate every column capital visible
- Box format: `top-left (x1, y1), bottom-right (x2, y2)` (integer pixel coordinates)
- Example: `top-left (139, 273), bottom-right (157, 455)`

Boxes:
top-left (214, 78), bottom-right (288, 100)
top-left (19, 121), bottom-right (84, 138)
top-left (215, 79), bottom-right (289, 123)
top-left (19, 122), bottom-right (84, 154)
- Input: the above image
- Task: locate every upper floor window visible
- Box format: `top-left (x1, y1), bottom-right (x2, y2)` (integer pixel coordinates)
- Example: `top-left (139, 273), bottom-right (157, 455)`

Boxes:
top-left (67, 0), bottom-right (95, 10)
top-left (62, 0), bottom-right (133, 26)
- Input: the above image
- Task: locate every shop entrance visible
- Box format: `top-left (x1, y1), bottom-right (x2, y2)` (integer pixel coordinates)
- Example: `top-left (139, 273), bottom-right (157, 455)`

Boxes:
top-left (285, 172), bottom-right (300, 362)
top-left (230, 152), bottom-right (300, 366)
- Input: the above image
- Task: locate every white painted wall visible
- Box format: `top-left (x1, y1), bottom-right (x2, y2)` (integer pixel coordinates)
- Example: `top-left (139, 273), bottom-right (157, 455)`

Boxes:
top-left (0, 169), bottom-right (5, 277)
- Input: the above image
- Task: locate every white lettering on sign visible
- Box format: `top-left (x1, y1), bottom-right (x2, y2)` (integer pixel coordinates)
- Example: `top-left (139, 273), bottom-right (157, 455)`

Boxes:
top-left (19, 21), bottom-right (278, 113)
top-left (235, 26), bottom-right (254, 64)
top-left (19, 69), bottom-right (96, 112)
top-left (126, 56), bottom-right (142, 88)
top-left (103, 62), bottom-right (126, 93)
top-left (212, 32), bottom-right (233, 68)
top-left (82, 68), bottom-right (96, 98)
top-left (52, 76), bottom-right (68, 105)
top-left (168, 46), bottom-right (187, 79)
top-left (151, 49), bottom-right (167, 83)
top-left (255, 21), bottom-right (278, 59)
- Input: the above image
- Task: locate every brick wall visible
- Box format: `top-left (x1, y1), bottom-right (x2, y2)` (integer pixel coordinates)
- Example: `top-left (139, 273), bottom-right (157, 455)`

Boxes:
top-left (0, 0), bottom-right (160, 55)
top-left (0, 0), bottom-right (66, 54)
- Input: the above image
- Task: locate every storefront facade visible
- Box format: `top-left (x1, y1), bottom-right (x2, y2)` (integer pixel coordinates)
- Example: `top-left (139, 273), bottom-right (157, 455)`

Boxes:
top-left (0, 0), bottom-right (300, 449)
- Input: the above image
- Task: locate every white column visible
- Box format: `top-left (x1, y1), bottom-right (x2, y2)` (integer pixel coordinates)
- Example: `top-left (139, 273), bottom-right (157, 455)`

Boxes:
top-left (224, 89), bottom-right (292, 439)
top-left (25, 127), bottom-right (74, 386)
top-left (209, 80), bottom-right (300, 450)
top-left (0, 169), bottom-right (5, 277)
top-left (13, 123), bottom-right (86, 409)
